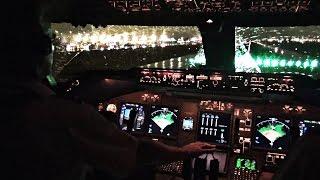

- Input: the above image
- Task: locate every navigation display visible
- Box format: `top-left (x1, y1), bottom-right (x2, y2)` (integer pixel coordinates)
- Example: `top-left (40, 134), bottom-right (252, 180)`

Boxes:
top-left (197, 112), bottom-right (232, 145)
top-left (147, 106), bottom-right (179, 137)
top-left (52, 23), bottom-right (206, 80)
top-left (119, 103), bottom-right (146, 132)
top-left (299, 120), bottom-right (320, 136)
top-left (235, 26), bottom-right (320, 78)
top-left (253, 116), bottom-right (291, 151)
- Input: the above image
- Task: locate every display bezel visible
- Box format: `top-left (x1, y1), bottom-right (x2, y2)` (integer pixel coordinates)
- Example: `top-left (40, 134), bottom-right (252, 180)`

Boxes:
top-left (118, 102), bottom-right (148, 133)
top-left (251, 115), bottom-right (292, 152)
top-left (146, 105), bottom-right (180, 139)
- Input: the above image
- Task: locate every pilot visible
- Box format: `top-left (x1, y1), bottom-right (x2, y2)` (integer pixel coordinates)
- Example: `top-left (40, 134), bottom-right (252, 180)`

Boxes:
top-left (0, 1), bottom-right (215, 180)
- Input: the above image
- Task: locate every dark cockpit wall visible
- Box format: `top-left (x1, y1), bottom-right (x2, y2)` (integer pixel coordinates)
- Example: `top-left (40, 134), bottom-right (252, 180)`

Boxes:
top-left (48, 1), bottom-right (320, 180)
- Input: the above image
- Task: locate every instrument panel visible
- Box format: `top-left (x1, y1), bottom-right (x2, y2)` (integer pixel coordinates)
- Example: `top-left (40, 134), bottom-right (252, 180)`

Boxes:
top-left (97, 87), bottom-right (320, 179)
top-left (84, 69), bottom-right (320, 179)
top-left (138, 69), bottom-right (301, 96)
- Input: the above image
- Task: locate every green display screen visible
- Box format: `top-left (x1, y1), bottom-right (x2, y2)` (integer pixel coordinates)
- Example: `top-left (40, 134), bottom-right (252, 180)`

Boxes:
top-left (148, 106), bottom-right (179, 137)
top-left (235, 158), bottom-right (257, 171)
top-left (253, 117), bottom-right (291, 151)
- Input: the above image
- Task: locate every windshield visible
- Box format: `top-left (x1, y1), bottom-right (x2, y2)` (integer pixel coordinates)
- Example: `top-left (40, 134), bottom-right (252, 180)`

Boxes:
top-left (52, 23), bottom-right (206, 80)
top-left (235, 26), bottom-right (320, 79)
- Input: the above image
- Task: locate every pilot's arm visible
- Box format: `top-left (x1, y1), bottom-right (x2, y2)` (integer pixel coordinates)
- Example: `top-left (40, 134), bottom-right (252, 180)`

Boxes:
top-left (69, 105), bottom-right (215, 178)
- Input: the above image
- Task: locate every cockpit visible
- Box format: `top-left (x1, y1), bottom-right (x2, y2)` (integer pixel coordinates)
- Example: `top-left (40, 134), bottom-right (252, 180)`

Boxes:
top-left (48, 0), bottom-right (320, 179)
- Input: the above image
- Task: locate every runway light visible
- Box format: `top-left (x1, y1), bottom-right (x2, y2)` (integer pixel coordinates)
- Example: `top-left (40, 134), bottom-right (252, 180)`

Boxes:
top-left (271, 59), bottom-right (279, 67)
top-left (287, 60), bottom-right (294, 67)
top-left (295, 60), bottom-right (302, 67)
top-left (311, 60), bottom-right (318, 68)
top-left (256, 58), bottom-right (263, 65)
top-left (303, 61), bottom-right (309, 68)
top-left (280, 60), bottom-right (286, 67)
top-left (264, 59), bottom-right (271, 67)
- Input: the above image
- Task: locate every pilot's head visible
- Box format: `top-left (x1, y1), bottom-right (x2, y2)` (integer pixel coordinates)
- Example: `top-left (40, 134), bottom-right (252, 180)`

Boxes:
top-left (2, 0), bottom-right (67, 81)
top-left (1, 1), bottom-right (46, 80)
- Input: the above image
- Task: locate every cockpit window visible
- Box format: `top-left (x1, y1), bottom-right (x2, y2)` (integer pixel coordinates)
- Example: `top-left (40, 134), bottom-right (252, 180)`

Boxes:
top-left (235, 26), bottom-right (320, 79)
top-left (51, 23), bottom-right (206, 80)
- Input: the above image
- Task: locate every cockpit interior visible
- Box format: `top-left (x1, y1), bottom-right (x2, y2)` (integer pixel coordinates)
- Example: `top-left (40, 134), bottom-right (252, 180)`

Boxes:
top-left (48, 0), bottom-right (320, 179)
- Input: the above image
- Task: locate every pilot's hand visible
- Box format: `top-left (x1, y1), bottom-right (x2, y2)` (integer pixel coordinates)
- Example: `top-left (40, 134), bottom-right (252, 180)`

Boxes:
top-left (181, 142), bottom-right (216, 157)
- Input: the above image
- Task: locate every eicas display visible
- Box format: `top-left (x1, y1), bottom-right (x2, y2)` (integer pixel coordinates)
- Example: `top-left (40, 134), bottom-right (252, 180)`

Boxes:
top-left (299, 120), bottom-right (320, 136)
top-left (119, 103), bottom-right (145, 132)
top-left (148, 106), bottom-right (179, 137)
top-left (253, 116), bottom-right (291, 151)
top-left (197, 112), bottom-right (231, 145)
